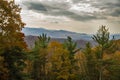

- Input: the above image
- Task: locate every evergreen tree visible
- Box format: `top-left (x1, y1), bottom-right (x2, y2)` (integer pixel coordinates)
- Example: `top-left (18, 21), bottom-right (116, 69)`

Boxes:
top-left (31, 33), bottom-right (50, 80)
top-left (83, 42), bottom-right (99, 80)
top-left (3, 46), bottom-right (27, 80)
top-left (92, 26), bottom-right (114, 80)
top-left (63, 36), bottom-right (80, 80)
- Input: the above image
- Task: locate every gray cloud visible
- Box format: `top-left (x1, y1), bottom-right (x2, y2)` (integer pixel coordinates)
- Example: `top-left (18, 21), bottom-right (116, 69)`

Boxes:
top-left (22, 1), bottom-right (99, 21)
top-left (91, 0), bottom-right (120, 17)
top-left (72, 0), bottom-right (120, 18)
top-left (21, 0), bottom-right (120, 22)
top-left (72, 0), bottom-right (94, 4)
top-left (112, 9), bottom-right (120, 17)
top-left (23, 2), bottom-right (47, 11)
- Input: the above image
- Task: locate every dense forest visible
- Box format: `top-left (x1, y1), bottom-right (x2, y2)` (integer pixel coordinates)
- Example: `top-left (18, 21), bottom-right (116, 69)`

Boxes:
top-left (0, 1), bottom-right (120, 80)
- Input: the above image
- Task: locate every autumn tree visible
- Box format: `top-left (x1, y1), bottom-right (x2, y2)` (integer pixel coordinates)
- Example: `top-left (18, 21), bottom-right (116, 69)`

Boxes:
top-left (49, 41), bottom-right (78, 80)
top-left (0, 0), bottom-right (26, 49)
top-left (48, 41), bottom-right (73, 80)
top-left (0, 0), bottom-right (27, 80)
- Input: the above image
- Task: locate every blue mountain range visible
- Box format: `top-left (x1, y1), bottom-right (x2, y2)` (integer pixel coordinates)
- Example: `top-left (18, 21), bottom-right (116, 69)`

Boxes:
top-left (22, 27), bottom-right (120, 40)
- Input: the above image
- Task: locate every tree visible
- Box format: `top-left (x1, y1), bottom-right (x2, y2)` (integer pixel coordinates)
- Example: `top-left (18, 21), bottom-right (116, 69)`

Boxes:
top-left (3, 46), bottom-right (27, 80)
top-left (108, 51), bottom-right (120, 80)
top-left (63, 36), bottom-right (80, 80)
top-left (0, 0), bottom-right (26, 49)
top-left (92, 26), bottom-right (114, 80)
top-left (0, 0), bottom-right (27, 80)
top-left (35, 34), bottom-right (50, 49)
top-left (0, 56), bottom-right (8, 80)
top-left (31, 33), bottom-right (50, 80)
top-left (64, 36), bottom-right (79, 56)
top-left (63, 36), bottom-right (79, 64)
top-left (47, 41), bottom-right (83, 80)
top-left (83, 42), bottom-right (99, 80)
top-left (48, 41), bottom-right (72, 80)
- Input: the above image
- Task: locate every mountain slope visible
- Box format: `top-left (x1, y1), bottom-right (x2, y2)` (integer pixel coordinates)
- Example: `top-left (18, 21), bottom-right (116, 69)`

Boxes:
top-left (24, 36), bottom-right (96, 49)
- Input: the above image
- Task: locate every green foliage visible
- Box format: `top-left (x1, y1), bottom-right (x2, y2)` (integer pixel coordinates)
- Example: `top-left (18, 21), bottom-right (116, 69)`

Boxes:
top-left (35, 33), bottom-right (50, 49)
top-left (63, 36), bottom-right (80, 80)
top-left (92, 26), bottom-right (117, 80)
top-left (92, 26), bottom-right (115, 55)
top-left (108, 65), bottom-right (120, 80)
top-left (92, 26), bottom-right (110, 47)
top-left (0, 56), bottom-right (8, 80)
top-left (64, 36), bottom-right (80, 55)
top-left (83, 42), bottom-right (99, 80)
top-left (2, 46), bottom-right (27, 80)
top-left (63, 36), bottom-right (80, 64)
top-left (30, 33), bottom-right (50, 80)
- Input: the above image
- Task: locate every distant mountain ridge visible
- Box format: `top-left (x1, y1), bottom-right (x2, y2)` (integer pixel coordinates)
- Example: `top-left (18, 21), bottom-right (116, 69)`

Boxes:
top-left (22, 27), bottom-right (120, 40)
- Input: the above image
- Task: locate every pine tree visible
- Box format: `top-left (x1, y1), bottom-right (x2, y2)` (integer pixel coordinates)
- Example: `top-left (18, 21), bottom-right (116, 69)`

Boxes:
top-left (92, 26), bottom-right (114, 80)
top-left (63, 36), bottom-right (80, 80)
top-left (83, 42), bottom-right (99, 80)
top-left (31, 33), bottom-right (50, 80)
top-left (3, 46), bottom-right (27, 80)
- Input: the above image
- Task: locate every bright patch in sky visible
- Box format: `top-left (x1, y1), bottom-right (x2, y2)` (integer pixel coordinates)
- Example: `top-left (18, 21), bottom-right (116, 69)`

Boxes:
top-left (70, 3), bottom-right (100, 13)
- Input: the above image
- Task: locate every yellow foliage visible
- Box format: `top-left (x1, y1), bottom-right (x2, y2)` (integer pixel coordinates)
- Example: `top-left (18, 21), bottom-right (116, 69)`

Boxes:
top-left (48, 41), bottom-right (73, 80)
top-left (112, 51), bottom-right (120, 61)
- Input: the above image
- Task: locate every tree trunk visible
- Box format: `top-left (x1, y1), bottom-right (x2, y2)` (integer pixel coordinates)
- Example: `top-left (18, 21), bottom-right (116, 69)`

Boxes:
top-left (99, 67), bottom-right (102, 80)
top-left (99, 47), bottom-right (103, 80)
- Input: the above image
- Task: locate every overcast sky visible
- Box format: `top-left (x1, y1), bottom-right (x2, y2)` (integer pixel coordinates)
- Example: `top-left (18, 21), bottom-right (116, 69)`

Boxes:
top-left (15, 0), bottom-right (120, 34)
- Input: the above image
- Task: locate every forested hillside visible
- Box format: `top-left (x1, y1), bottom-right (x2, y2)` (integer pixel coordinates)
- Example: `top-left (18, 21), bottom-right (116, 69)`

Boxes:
top-left (0, 0), bottom-right (120, 80)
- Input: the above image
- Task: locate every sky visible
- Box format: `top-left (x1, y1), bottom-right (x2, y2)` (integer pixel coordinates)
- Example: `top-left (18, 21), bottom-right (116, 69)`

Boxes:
top-left (15, 0), bottom-right (120, 34)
